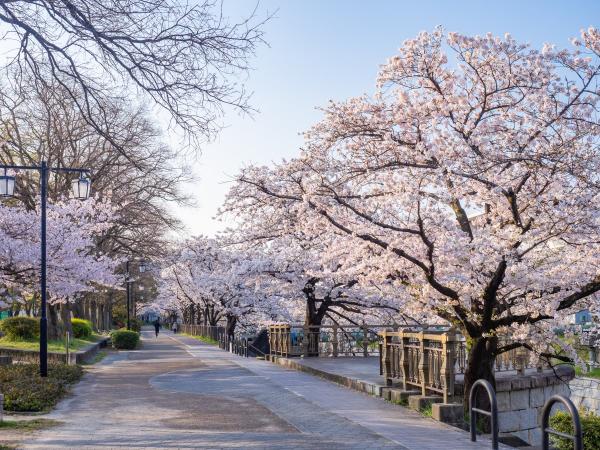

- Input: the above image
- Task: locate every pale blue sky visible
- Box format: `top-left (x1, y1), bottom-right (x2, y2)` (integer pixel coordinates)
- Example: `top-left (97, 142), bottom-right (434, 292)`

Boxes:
top-left (175, 0), bottom-right (600, 236)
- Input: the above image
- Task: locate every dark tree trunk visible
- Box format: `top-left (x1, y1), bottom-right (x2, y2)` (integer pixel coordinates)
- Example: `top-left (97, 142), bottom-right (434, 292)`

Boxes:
top-left (48, 302), bottom-right (61, 340)
top-left (463, 336), bottom-right (497, 429)
top-left (72, 300), bottom-right (84, 319)
top-left (60, 301), bottom-right (73, 337)
top-left (225, 314), bottom-right (237, 338)
top-left (90, 299), bottom-right (98, 331)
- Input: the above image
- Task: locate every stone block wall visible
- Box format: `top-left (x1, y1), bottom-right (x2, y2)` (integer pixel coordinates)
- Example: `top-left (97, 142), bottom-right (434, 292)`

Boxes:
top-left (569, 376), bottom-right (600, 413)
top-left (493, 366), bottom-right (573, 446)
top-left (456, 365), bottom-right (574, 446)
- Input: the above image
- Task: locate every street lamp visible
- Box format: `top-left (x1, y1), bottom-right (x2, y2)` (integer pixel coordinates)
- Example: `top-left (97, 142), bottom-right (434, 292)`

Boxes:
top-left (125, 259), bottom-right (146, 330)
top-left (0, 161), bottom-right (90, 377)
top-left (0, 169), bottom-right (15, 197)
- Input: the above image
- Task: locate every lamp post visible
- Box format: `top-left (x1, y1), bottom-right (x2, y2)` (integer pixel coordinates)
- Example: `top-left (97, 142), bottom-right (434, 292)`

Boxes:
top-left (0, 162), bottom-right (90, 377)
top-left (125, 259), bottom-right (145, 330)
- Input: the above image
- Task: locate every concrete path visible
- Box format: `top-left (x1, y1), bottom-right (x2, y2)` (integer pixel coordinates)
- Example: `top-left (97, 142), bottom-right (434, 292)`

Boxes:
top-left (23, 329), bottom-right (510, 449)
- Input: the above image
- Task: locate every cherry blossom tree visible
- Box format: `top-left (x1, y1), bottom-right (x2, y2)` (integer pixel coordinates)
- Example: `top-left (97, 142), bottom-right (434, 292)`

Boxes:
top-left (226, 28), bottom-right (600, 401)
top-left (0, 196), bottom-right (121, 337)
top-left (159, 236), bottom-right (265, 337)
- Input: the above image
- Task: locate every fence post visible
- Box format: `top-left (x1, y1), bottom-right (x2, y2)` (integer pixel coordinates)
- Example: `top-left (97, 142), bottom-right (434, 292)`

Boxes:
top-left (332, 323), bottom-right (339, 357)
top-left (65, 331), bottom-right (70, 365)
top-left (400, 329), bottom-right (410, 391)
top-left (440, 332), bottom-right (454, 404)
top-left (382, 330), bottom-right (393, 386)
top-left (362, 321), bottom-right (368, 357)
top-left (303, 324), bottom-right (309, 357)
top-left (418, 331), bottom-right (427, 395)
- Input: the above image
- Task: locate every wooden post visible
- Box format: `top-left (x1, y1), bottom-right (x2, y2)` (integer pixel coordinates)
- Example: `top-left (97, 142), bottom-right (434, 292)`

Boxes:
top-left (332, 323), bottom-right (339, 357)
top-left (362, 321), bottom-right (368, 357)
top-left (382, 330), bottom-right (393, 386)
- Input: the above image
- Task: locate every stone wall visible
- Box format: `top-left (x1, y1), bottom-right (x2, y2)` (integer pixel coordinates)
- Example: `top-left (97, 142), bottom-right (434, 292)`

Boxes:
top-left (455, 365), bottom-right (574, 446)
top-left (569, 376), bottom-right (600, 413)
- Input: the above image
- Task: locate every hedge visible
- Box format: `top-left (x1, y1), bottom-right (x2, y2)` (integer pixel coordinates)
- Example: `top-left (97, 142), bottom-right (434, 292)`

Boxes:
top-left (0, 316), bottom-right (39, 339)
top-left (0, 363), bottom-right (83, 412)
top-left (71, 318), bottom-right (92, 339)
top-left (549, 409), bottom-right (600, 450)
top-left (111, 329), bottom-right (139, 350)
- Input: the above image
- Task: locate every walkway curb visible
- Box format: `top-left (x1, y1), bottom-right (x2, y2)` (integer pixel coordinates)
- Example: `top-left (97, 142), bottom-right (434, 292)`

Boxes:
top-left (269, 355), bottom-right (386, 397)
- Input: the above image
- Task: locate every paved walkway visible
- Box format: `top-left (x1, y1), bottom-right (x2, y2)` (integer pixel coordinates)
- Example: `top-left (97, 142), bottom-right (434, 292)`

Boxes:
top-left (23, 329), bottom-right (510, 449)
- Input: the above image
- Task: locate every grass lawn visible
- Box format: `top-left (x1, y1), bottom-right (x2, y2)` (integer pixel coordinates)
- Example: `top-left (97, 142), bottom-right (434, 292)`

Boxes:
top-left (575, 366), bottom-right (600, 379)
top-left (0, 419), bottom-right (61, 431)
top-left (182, 333), bottom-right (219, 345)
top-left (0, 333), bottom-right (101, 353)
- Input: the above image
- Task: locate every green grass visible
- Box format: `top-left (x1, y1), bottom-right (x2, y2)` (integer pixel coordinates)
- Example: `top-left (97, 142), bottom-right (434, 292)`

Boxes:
top-left (183, 333), bottom-right (219, 345)
top-left (576, 366), bottom-right (600, 379)
top-left (0, 334), bottom-right (100, 353)
top-left (0, 419), bottom-right (61, 431)
top-left (81, 350), bottom-right (107, 365)
top-left (420, 403), bottom-right (433, 417)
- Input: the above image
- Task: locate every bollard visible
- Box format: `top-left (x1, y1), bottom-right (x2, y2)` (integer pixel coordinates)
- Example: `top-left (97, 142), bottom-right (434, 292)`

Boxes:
top-left (65, 331), bottom-right (71, 365)
top-left (541, 395), bottom-right (582, 450)
top-left (469, 379), bottom-right (499, 450)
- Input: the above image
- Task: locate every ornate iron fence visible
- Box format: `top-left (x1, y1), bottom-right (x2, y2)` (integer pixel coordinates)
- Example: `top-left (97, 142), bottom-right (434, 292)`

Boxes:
top-left (381, 329), bottom-right (549, 403)
top-left (268, 323), bottom-right (391, 358)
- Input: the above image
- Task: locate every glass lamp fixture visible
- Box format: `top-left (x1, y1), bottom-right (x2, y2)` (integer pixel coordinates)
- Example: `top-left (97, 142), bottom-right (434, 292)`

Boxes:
top-left (0, 170), bottom-right (15, 197)
top-left (71, 174), bottom-right (91, 199)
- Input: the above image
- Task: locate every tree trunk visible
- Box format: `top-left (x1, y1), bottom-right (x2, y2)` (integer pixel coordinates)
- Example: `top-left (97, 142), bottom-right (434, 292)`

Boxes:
top-left (72, 300), bottom-right (84, 319)
top-left (225, 314), bottom-right (237, 338)
top-left (48, 302), bottom-right (61, 340)
top-left (90, 299), bottom-right (98, 331)
top-left (60, 301), bottom-right (73, 337)
top-left (463, 336), bottom-right (497, 429)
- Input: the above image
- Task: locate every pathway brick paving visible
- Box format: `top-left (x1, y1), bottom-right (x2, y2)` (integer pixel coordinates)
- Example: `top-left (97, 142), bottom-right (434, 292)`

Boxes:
top-left (23, 329), bottom-right (511, 449)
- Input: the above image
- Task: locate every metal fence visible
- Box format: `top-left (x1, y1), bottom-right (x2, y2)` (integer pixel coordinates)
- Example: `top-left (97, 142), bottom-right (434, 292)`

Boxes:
top-left (380, 329), bottom-right (549, 403)
top-left (180, 324), bottom-right (225, 342)
top-left (268, 323), bottom-right (394, 358)
top-left (180, 324), bottom-right (254, 358)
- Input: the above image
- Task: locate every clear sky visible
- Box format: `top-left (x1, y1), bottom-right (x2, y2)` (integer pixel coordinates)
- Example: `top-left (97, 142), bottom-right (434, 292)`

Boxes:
top-left (173, 0), bottom-right (600, 237)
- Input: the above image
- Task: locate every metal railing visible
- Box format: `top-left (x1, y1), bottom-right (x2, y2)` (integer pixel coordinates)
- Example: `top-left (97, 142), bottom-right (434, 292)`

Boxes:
top-left (180, 324), bottom-right (225, 342)
top-left (541, 395), bottom-right (582, 450)
top-left (381, 328), bottom-right (460, 403)
top-left (268, 323), bottom-right (390, 358)
top-left (469, 379), bottom-right (499, 450)
top-left (380, 329), bottom-right (550, 403)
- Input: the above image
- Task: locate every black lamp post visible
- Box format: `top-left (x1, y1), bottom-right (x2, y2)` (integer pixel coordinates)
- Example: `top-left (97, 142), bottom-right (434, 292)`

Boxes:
top-left (0, 162), bottom-right (90, 377)
top-left (125, 259), bottom-right (146, 330)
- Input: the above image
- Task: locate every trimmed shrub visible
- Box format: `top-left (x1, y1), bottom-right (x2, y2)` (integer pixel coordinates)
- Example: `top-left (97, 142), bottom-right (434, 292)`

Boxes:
top-left (111, 329), bottom-right (139, 350)
top-left (0, 363), bottom-right (83, 412)
top-left (130, 318), bottom-right (143, 333)
top-left (71, 318), bottom-right (92, 339)
top-left (549, 410), bottom-right (600, 450)
top-left (0, 316), bottom-right (39, 340)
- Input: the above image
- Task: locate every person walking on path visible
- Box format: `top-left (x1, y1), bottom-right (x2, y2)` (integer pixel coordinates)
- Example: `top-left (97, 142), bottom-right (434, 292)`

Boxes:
top-left (172, 321), bottom-right (178, 334)
top-left (154, 319), bottom-right (161, 337)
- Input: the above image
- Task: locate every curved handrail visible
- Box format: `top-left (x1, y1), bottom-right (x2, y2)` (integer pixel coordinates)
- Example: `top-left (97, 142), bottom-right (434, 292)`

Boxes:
top-left (541, 394), bottom-right (582, 450)
top-left (469, 379), bottom-right (499, 450)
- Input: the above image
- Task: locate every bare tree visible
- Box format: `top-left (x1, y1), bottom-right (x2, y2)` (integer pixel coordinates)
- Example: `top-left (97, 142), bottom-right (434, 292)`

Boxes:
top-left (0, 0), bottom-right (268, 150)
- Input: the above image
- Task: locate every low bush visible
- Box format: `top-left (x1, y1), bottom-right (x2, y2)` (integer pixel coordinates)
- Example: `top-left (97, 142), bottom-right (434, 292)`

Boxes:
top-left (0, 317), bottom-right (39, 340)
top-left (0, 363), bottom-right (83, 412)
top-left (130, 318), bottom-right (143, 333)
top-left (71, 318), bottom-right (92, 339)
top-left (111, 329), bottom-right (139, 350)
top-left (549, 410), bottom-right (600, 450)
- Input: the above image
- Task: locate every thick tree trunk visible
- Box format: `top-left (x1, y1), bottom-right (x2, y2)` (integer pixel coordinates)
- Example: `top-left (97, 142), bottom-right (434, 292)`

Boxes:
top-left (72, 300), bottom-right (84, 319)
top-left (90, 299), bottom-right (98, 331)
top-left (225, 314), bottom-right (237, 338)
top-left (463, 336), bottom-right (497, 429)
top-left (47, 302), bottom-right (61, 340)
top-left (60, 302), bottom-right (73, 337)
